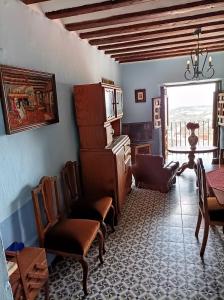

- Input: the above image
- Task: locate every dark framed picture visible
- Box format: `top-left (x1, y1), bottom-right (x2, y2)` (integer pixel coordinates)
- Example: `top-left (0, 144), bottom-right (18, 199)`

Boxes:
top-left (152, 97), bottom-right (161, 128)
top-left (135, 89), bottom-right (146, 103)
top-left (0, 65), bottom-right (59, 134)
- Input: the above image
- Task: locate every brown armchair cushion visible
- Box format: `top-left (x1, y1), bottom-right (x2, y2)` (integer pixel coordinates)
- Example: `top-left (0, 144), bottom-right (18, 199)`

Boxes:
top-left (45, 219), bottom-right (100, 256)
top-left (132, 154), bottom-right (179, 193)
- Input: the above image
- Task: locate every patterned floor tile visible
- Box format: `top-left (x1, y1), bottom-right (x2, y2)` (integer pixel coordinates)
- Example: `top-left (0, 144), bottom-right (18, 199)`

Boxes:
top-left (38, 171), bottom-right (224, 299)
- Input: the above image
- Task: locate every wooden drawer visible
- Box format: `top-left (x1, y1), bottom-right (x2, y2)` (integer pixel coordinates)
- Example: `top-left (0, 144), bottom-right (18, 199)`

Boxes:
top-left (7, 247), bottom-right (48, 300)
top-left (20, 248), bottom-right (48, 300)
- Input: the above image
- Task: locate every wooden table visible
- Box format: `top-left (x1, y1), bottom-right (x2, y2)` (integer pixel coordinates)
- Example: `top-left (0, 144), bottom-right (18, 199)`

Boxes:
top-left (168, 146), bottom-right (218, 176)
top-left (206, 167), bottom-right (224, 206)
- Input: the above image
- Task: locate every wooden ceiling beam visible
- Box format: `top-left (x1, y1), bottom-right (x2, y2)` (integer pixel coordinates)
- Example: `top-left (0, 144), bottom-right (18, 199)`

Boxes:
top-left (45, 0), bottom-right (152, 20)
top-left (65, 0), bottom-right (224, 31)
top-left (93, 23), bottom-right (224, 47)
top-left (119, 51), bottom-right (194, 63)
top-left (117, 46), bottom-right (224, 63)
top-left (98, 27), bottom-right (224, 50)
top-left (80, 11), bottom-right (224, 39)
top-left (105, 36), bottom-right (224, 55)
top-left (21, 0), bottom-right (48, 3)
top-left (118, 48), bottom-right (224, 63)
top-left (112, 42), bottom-right (224, 59)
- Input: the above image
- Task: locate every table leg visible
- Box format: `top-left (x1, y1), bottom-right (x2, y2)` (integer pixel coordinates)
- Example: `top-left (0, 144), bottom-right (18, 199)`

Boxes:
top-left (177, 162), bottom-right (189, 175)
top-left (176, 151), bottom-right (196, 175)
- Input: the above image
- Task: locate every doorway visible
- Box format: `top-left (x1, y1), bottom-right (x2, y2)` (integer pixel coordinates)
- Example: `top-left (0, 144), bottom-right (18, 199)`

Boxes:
top-left (167, 82), bottom-right (216, 148)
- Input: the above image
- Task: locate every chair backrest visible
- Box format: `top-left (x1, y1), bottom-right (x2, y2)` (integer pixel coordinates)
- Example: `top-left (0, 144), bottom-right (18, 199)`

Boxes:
top-left (32, 176), bottom-right (61, 247)
top-left (197, 158), bottom-right (208, 217)
top-left (135, 154), bottom-right (164, 169)
top-left (61, 161), bottom-right (82, 215)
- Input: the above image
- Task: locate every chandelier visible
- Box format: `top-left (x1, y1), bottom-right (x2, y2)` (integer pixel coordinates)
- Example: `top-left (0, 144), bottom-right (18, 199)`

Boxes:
top-left (184, 28), bottom-right (215, 80)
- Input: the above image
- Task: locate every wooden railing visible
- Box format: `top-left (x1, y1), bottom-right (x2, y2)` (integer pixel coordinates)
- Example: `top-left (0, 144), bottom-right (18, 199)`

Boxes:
top-left (168, 120), bottom-right (213, 147)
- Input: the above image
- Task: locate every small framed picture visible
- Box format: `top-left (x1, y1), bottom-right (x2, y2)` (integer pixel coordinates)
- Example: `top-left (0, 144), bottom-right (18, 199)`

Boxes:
top-left (135, 89), bottom-right (146, 103)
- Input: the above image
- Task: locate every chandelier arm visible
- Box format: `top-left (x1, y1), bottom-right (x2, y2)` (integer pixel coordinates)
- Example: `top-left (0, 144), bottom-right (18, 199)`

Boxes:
top-left (184, 69), bottom-right (194, 80)
top-left (204, 66), bottom-right (215, 79)
top-left (201, 49), bottom-right (208, 75)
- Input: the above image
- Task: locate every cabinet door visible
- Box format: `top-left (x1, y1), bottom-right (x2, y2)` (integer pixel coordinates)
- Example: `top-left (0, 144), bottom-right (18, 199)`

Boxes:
top-left (104, 88), bottom-right (115, 121)
top-left (115, 89), bottom-right (123, 117)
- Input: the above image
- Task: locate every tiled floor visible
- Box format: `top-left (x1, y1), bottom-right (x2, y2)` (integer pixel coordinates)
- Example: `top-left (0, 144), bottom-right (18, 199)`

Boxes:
top-left (39, 167), bottom-right (224, 299)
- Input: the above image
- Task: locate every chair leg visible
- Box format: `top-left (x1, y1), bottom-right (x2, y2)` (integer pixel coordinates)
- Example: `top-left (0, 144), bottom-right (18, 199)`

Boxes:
top-left (79, 257), bottom-right (88, 296)
top-left (101, 221), bottom-right (107, 237)
top-left (195, 211), bottom-right (202, 238)
top-left (97, 229), bottom-right (105, 260)
top-left (44, 280), bottom-right (49, 300)
top-left (109, 205), bottom-right (115, 233)
top-left (200, 222), bottom-right (209, 257)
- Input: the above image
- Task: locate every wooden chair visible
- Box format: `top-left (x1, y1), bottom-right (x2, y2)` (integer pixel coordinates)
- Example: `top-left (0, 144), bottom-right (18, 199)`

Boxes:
top-left (32, 176), bottom-right (105, 295)
top-left (61, 161), bottom-right (115, 235)
top-left (195, 158), bottom-right (224, 257)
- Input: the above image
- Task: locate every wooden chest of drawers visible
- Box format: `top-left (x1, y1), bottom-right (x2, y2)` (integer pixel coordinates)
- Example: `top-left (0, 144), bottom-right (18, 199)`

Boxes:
top-left (6, 247), bottom-right (49, 300)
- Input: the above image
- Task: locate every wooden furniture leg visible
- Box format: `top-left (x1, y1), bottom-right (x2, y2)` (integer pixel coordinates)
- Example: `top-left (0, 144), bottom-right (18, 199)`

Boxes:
top-left (195, 211), bottom-right (202, 238)
top-left (79, 257), bottom-right (88, 296)
top-left (177, 152), bottom-right (196, 175)
top-left (200, 221), bottom-right (209, 257)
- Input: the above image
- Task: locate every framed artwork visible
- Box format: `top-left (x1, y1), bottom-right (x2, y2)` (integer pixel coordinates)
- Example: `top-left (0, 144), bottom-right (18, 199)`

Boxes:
top-left (0, 65), bottom-right (59, 134)
top-left (152, 97), bottom-right (161, 128)
top-left (135, 89), bottom-right (146, 103)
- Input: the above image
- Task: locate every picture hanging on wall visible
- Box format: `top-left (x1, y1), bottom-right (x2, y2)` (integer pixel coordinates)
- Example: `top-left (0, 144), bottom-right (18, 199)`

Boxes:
top-left (0, 65), bottom-right (59, 134)
top-left (152, 97), bottom-right (161, 128)
top-left (135, 89), bottom-right (146, 103)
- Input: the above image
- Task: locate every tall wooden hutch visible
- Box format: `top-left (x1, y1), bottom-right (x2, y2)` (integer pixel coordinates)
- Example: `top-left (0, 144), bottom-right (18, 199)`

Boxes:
top-left (73, 83), bottom-right (132, 220)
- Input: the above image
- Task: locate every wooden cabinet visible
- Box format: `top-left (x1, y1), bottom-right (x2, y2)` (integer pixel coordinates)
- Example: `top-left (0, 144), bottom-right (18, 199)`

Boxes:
top-left (74, 83), bottom-right (123, 149)
top-left (6, 247), bottom-right (48, 300)
top-left (74, 83), bottom-right (131, 220)
top-left (80, 135), bottom-right (131, 217)
top-left (74, 83), bottom-right (122, 126)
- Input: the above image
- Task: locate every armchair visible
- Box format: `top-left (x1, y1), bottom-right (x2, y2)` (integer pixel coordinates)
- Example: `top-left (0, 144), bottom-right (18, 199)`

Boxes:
top-left (132, 154), bottom-right (179, 193)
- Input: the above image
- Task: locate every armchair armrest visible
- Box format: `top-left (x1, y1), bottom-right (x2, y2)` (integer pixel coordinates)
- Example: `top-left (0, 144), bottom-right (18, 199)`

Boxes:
top-left (164, 161), bottom-right (179, 173)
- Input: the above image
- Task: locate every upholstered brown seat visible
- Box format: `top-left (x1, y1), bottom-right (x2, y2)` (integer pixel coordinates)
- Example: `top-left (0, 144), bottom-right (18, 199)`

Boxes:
top-left (61, 161), bottom-right (115, 234)
top-left (195, 158), bottom-right (224, 257)
top-left (32, 176), bottom-right (105, 295)
top-left (132, 154), bottom-right (179, 193)
top-left (45, 219), bottom-right (100, 256)
top-left (207, 197), bottom-right (224, 222)
top-left (70, 196), bottom-right (113, 221)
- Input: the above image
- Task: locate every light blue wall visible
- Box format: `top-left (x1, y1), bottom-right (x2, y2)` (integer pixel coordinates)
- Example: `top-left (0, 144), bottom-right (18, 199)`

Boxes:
top-left (0, 230), bottom-right (13, 300)
top-left (0, 0), bottom-right (120, 248)
top-left (120, 52), bottom-right (224, 153)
